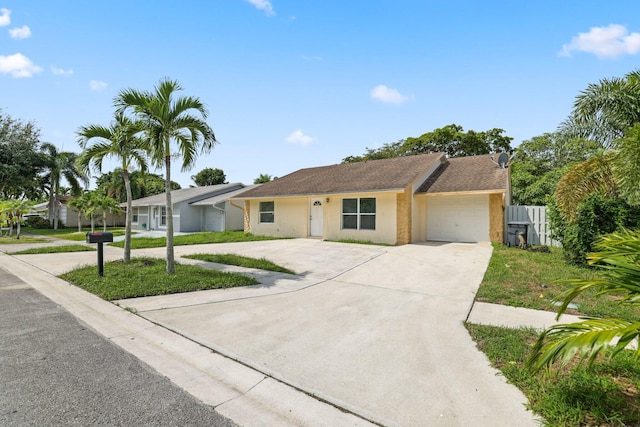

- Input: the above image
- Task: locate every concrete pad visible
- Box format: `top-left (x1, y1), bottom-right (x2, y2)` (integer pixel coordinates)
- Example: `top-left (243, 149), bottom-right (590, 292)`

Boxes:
top-left (127, 242), bottom-right (538, 426)
top-left (467, 301), bottom-right (583, 329)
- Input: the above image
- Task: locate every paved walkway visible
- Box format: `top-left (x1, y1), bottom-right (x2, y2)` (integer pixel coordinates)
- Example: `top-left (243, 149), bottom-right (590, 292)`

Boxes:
top-left (0, 236), bottom-right (580, 426)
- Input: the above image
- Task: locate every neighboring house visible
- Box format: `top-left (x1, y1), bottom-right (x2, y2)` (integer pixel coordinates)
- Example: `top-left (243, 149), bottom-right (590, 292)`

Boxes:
top-left (232, 153), bottom-right (510, 245)
top-left (32, 196), bottom-right (125, 228)
top-left (126, 183), bottom-right (253, 232)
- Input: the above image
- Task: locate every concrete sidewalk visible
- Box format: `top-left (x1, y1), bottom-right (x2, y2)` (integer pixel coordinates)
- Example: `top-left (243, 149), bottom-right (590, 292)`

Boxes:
top-left (0, 237), bottom-right (572, 426)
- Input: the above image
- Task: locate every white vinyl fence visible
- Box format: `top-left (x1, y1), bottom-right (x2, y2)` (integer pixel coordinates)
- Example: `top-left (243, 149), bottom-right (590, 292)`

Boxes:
top-left (505, 205), bottom-right (560, 247)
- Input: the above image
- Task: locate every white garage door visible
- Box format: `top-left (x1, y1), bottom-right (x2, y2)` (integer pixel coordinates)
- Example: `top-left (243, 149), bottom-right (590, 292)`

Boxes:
top-left (427, 194), bottom-right (490, 242)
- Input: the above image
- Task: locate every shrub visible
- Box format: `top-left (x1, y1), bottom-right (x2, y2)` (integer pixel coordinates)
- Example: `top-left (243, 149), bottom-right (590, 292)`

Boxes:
top-left (27, 216), bottom-right (50, 229)
top-left (549, 193), bottom-right (640, 265)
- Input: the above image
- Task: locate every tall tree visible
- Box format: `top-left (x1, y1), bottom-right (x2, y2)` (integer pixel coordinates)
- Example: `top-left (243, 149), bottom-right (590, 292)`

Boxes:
top-left (510, 133), bottom-right (602, 205)
top-left (342, 124), bottom-right (513, 163)
top-left (77, 112), bottom-right (148, 262)
top-left (253, 173), bottom-right (273, 184)
top-left (191, 167), bottom-right (226, 186)
top-left (560, 69), bottom-right (640, 147)
top-left (40, 143), bottom-right (86, 230)
top-left (96, 170), bottom-right (180, 202)
top-left (0, 109), bottom-right (46, 199)
top-left (115, 78), bottom-right (217, 274)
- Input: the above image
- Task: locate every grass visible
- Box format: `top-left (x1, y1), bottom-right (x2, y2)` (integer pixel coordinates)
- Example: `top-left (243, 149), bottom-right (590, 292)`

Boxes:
top-left (183, 253), bottom-right (296, 274)
top-left (109, 231), bottom-right (286, 249)
top-left (9, 244), bottom-right (96, 255)
top-left (24, 227), bottom-right (128, 241)
top-left (0, 235), bottom-right (48, 244)
top-left (466, 324), bottom-right (640, 426)
top-left (475, 243), bottom-right (639, 321)
top-left (59, 257), bottom-right (259, 300)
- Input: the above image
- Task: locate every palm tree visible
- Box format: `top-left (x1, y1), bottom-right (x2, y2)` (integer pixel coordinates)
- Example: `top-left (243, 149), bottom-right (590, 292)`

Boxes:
top-left (41, 143), bottom-right (87, 230)
top-left (559, 70), bottom-right (640, 147)
top-left (77, 112), bottom-right (148, 262)
top-left (7, 198), bottom-right (34, 239)
top-left (527, 229), bottom-right (640, 372)
top-left (114, 78), bottom-right (217, 274)
top-left (68, 192), bottom-right (90, 233)
top-left (554, 124), bottom-right (640, 221)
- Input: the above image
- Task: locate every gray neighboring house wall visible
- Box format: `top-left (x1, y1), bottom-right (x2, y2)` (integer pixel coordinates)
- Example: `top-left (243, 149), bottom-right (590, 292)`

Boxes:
top-left (126, 183), bottom-right (254, 232)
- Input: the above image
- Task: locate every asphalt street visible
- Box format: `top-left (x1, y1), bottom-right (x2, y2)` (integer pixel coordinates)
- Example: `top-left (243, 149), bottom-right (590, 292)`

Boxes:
top-left (0, 265), bottom-right (237, 427)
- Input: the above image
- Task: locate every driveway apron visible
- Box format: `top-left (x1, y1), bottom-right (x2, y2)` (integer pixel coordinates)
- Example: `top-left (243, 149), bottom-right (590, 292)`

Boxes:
top-left (122, 240), bottom-right (538, 426)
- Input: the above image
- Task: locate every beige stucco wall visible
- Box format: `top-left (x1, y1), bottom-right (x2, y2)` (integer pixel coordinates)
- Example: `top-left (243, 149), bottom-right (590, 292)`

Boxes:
top-left (248, 197), bottom-right (309, 238)
top-left (323, 192), bottom-right (399, 245)
top-left (396, 187), bottom-right (412, 245)
top-left (245, 191), bottom-right (400, 245)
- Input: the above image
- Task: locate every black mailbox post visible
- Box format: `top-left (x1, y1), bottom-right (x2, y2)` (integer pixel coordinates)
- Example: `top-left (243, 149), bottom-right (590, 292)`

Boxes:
top-left (86, 232), bottom-right (114, 276)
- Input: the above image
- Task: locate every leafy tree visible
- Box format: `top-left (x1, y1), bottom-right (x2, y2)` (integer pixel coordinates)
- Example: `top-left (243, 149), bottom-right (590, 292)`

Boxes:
top-left (0, 199), bottom-right (34, 239)
top-left (0, 110), bottom-right (46, 199)
top-left (527, 229), bottom-right (640, 372)
top-left (95, 170), bottom-right (180, 202)
top-left (191, 167), bottom-right (226, 186)
top-left (253, 173), bottom-right (273, 184)
top-left (115, 78), bottom-right (217, 274)
top-left (77, 112), bottom-right (148, 262)
top-left (40, 144), bottom-right (87, 229)
top-left (342, 124), bottom-right (513, 163)
top-left (92, 192), bottom-right (122, 232)
top-left (560, 69), bottom-right (640, 147)
top-left (67, 193), bottom-right (89, 232)
top-left (510, 133), bottom-right (602, 205)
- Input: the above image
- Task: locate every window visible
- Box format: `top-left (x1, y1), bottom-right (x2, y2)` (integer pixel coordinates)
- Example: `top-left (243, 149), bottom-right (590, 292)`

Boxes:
top-left (160, 207), bottom-right (167, 226)
top-left (259, 201), bottom-right (274, 223)
top-left (132, 207), bottom-right (139, 223)
top-left (342, 198), bottom-right (376, 230)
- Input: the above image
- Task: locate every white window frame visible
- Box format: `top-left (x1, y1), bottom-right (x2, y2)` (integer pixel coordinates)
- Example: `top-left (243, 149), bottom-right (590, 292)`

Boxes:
top-left (259, 201), bottom-right (274, 224)
top-left (342, 197), bottom-right (376, 231)
top-left (132, 207), bottom-right (139, 224)
top-left (160, 207), bottom-right (167, 226)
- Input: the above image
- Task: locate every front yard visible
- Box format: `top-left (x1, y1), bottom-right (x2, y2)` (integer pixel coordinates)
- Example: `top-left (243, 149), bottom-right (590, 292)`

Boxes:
top-left (470, 244), bottom-right (640, 426)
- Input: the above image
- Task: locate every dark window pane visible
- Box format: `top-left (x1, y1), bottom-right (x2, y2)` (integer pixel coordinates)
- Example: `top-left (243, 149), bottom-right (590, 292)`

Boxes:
top-left (342, 198), bottom-right (357, 213)
top-left (260, 212), bottom-right (274, 223)
top-left (260, 201), bottom-right (274, 212)
top-left (360, 198), bottom-right (376, 213)
top-left (360, 215), bottom-right (376, 230)
top-left (342, 215), bottom-right (357, 229)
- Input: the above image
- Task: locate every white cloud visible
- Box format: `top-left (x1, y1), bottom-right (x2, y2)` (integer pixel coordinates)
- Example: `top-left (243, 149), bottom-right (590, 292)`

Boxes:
top-left (89, 80), bottom-right (107, 91)
top-left (285, 129), bottom-right (315, 146)
top-left (247, 0), bottom-right (275, 16)
top-left (9, 25), bottom-right (31, 39)
top-left (0, 8), bottom-right (10, 27)
top-left (51, 66), bottom-right (73, 76)
top-left (560, 24), bottom-right (640, 59)
top-left (0, 53), bottom-right (42, 78)
top-left (370, 84), bottom-right (410, 104)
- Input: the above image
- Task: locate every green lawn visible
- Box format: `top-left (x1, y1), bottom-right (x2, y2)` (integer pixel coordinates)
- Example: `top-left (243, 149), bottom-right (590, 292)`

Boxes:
top-left (109, 231), bottom-right (286, 249)
top-left (24, 227), bottom-right (128, 241)
top-left (466, 324), bottom-right (640, 426)
top-left (0, 235), bottom-right (48, 244)
top-left (59, 257), bottom-right (259, 300)
top-left (475, 243), bottom-right (638, 321)
top-left (183, 253), bottom-right (296, 274)
top-left (9, 244), bottom-right (96, 255)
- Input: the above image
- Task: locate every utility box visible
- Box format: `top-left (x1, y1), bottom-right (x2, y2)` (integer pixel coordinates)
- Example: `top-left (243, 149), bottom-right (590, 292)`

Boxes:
top-left (506, 221), bottom-right (529, 248)
top-left (86, 232), bottom-right (114, 244)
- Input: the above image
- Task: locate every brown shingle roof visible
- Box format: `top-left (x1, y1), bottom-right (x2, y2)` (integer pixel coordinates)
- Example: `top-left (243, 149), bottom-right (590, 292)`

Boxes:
top-left (237, 153), bottom-right (444, 198)
top-left (416, 154), bottom-right (507, 194)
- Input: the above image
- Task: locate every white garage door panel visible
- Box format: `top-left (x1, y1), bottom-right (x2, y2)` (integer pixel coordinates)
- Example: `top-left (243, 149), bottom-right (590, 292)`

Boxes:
top-left (427, 195), bottom-right (489, 242)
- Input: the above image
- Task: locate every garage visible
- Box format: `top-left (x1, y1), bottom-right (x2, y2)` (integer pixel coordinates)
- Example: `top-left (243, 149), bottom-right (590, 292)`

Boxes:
top-left (426, 194), bottom-right (490, 242)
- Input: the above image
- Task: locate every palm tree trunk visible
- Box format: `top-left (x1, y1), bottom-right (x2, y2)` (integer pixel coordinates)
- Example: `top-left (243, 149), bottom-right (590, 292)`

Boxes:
top-left (103, 211), bottom-right (107, 232)
top-left (77, 209), bottom-right (82, 232)
top-left (16, 217), bottom-right (20, 240)
top-left (165, 155), bottom-right (175, 274)
top-left (123, 169), bottom-right (133, 263)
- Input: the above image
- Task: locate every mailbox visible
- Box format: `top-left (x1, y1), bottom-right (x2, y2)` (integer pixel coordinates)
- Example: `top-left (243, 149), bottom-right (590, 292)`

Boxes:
top-left (86, 232), bottom-right (114, 244)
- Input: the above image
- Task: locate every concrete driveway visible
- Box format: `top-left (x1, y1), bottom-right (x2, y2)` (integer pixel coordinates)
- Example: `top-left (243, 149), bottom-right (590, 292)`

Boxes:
top-left (116, 239), bottom-right (538, 426)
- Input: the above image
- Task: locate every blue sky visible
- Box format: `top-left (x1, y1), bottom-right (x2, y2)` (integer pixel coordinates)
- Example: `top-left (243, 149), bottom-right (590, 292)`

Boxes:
top-left (2, 1), bottom-right (640, 188)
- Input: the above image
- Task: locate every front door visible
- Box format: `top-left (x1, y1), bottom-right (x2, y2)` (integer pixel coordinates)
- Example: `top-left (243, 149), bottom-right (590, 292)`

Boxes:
top-left (310, 198), bottom-right (324, 237)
